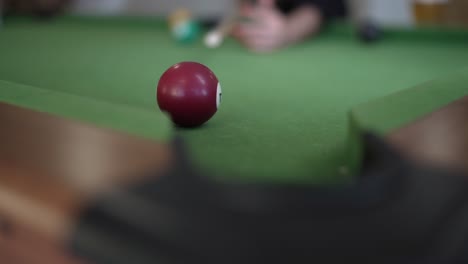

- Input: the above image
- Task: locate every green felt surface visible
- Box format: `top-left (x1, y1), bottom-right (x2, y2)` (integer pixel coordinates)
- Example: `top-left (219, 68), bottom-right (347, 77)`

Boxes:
top-left (347, 69), bottom-right (468, 174)
top-left (0, 80), bottom-right (172, 140)
top-left (351, 68), bottom-right (468, 135)
top-left (0, 16), bottom-right (468, 183)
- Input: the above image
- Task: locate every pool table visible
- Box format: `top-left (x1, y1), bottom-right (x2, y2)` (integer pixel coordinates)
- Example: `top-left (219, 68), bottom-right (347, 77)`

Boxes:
top-left (0, 15), bottom-right (468, 264)
top-left (1, 16), bottom-right (467, 183)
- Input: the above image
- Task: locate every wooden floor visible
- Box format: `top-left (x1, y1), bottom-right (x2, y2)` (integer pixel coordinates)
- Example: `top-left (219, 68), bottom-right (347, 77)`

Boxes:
top-left (388, 96), bottom-right (468, 174)
top-left (0, 102), bottom-right (173, 264)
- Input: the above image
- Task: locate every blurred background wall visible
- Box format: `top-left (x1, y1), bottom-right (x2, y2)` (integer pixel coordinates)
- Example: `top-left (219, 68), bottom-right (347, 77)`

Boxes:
top-left (69, 0), bottom-right (412, 23)
top-left (63, 0), bottom-right (468, 28)
top-left (70, 0), bottom-right (232, 19)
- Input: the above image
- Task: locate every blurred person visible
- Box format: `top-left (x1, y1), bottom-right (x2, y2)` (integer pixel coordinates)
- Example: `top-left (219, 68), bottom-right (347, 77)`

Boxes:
top-left (232, 0), bottom-right (347, 53)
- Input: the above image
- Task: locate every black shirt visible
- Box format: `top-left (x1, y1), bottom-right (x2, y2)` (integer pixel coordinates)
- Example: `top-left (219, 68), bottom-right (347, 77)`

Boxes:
top-left (276, 0), bottom-right (347, 20)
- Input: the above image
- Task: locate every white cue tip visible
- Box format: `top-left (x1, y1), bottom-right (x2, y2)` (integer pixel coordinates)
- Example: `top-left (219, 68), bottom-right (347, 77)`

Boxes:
top-left (204, 31), bottom-right (224, 48)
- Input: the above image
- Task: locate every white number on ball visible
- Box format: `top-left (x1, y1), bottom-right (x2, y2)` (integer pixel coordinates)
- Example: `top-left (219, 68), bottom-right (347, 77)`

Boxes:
top-left (216, 83), bottom-right (222, 109)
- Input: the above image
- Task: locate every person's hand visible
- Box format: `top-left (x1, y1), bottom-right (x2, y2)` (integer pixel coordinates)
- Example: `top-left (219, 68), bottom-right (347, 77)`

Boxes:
top-left (232, 0), bottom-right (290, 53)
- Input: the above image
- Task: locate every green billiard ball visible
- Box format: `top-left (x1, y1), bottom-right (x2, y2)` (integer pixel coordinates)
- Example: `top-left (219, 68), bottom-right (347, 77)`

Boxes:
top-left (172, 20), bottom-right (200, 44)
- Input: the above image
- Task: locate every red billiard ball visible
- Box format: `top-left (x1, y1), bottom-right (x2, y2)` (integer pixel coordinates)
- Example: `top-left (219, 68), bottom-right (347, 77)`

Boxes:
top-left (157, 62), bottom-right (222, 127)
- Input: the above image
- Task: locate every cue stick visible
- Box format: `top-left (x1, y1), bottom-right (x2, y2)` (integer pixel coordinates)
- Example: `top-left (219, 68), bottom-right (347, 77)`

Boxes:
top-left (204, 0), bottom-right (257, 48)
top-left (203, 6), bottom-right (239, 48)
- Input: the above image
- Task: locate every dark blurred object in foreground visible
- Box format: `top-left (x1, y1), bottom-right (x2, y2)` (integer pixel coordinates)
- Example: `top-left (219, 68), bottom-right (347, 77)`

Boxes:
top-left (1, 101), bottom-right (468, 264)
top-left (4, 0), bottom-right (70, 19)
